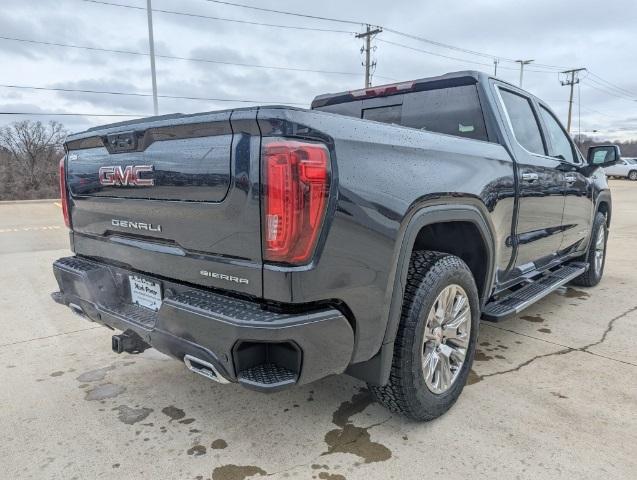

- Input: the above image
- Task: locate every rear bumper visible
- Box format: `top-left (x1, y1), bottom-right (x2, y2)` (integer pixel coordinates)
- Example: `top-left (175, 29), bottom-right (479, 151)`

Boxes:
top-left (52, 256), bottom-right (354, 391)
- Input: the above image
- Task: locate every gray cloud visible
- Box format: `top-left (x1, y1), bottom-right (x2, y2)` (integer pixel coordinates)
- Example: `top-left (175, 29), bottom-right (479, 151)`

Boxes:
top-left (0, 0), bottom-right (636, 140)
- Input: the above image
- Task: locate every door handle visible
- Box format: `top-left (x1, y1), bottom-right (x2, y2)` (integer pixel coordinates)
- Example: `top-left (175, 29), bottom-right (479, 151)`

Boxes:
top-left (565, 175), bottom-right (577, 184)
top-left (521, 173), bottom-right (539, 183)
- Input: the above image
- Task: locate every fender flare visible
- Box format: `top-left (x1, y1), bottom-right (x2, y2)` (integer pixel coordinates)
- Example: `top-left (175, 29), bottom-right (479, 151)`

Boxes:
top-left (595, 190), bottom-right (612, 227)
top-left (347, 202), bottom-right (497, 385)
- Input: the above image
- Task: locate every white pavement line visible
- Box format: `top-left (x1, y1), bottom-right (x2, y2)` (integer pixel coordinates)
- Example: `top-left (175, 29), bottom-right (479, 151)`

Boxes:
top-left (0, 326), bottom-right (102, 349)
top-left (0, 225), bottom-right (62, 233)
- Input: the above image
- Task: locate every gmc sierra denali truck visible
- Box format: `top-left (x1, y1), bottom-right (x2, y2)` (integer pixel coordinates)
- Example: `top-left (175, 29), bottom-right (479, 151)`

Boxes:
top-left (52, 71), bottom-right (614, 420)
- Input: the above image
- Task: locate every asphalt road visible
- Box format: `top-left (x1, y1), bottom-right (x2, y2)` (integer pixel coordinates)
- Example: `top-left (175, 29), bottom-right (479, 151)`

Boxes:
top-left (1, 182), bottom-right (636, 480)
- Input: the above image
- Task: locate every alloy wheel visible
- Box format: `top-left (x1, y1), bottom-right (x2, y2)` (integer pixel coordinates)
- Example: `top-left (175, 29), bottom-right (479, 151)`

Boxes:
top-left (422, 284), bottom-right (471, 394)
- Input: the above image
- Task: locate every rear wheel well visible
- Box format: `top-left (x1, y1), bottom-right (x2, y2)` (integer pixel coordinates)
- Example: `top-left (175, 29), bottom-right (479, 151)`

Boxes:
top-left (412, 221), bottom-right (488, 299)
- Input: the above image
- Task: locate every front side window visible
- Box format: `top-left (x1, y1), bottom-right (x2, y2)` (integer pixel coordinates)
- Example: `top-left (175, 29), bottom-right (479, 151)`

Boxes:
top-left (539, 106), bottom-right (576, 163)
top-left (499, 89), bottom-right (545, 155)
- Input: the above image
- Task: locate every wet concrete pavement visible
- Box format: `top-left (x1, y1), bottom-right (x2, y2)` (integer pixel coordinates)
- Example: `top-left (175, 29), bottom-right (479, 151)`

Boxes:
top-left (1, 182), bottom-right (636, 480)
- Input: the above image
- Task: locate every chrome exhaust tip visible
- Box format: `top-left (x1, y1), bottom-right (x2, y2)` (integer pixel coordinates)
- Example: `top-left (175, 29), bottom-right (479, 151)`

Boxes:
top-left (183, 354), bottom-right (230, 384)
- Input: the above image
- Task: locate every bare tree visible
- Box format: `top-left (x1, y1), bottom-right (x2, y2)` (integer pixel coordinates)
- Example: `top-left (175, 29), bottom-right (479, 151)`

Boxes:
top-left (0, 120), bottom-right (67, 199)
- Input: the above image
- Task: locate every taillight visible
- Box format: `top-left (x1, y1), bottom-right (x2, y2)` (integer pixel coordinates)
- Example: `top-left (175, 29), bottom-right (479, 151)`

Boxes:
top-left (59, 156), bottom-right (71, 228)
top-left (263, 139), bottom-right (330, 265)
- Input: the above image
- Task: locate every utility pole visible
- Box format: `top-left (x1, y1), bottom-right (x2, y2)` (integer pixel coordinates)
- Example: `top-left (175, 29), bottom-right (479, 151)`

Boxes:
top-left (146, 0), bottom-right (159, 116)
top-left (560, 67), bottom-right (586, 133)
top-left (493, 58), bottom-right (499, 77)
top-left (515, 59), bottom-right (534, 87)
top-left (356, 24), bottom-right (383, 88)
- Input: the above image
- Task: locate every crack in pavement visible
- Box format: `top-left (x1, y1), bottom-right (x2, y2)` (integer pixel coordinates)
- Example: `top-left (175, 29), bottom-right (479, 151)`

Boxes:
top-left (0, 326), bottom-right (102, 349)
top-left (477, 304), bottom-right (637, 381)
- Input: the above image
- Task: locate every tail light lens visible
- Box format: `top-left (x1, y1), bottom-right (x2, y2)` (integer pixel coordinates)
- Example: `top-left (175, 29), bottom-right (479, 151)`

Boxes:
top-left (263, 139), bottom-right (330, 264)
top-left (59, 156), bottom-right (71, 228)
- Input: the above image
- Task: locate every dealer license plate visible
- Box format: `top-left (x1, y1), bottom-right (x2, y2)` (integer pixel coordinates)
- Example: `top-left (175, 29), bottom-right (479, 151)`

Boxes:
top-left (129, 275), bottom-right (162, 311)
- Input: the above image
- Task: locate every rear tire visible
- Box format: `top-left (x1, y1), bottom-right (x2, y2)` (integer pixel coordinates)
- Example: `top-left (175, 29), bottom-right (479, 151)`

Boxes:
top-left (369, 251), bottom-right (480, 421)
top-left (571, 212), bottom-right (608, 287)
top-left (628, 170), bottom-right (637, 181)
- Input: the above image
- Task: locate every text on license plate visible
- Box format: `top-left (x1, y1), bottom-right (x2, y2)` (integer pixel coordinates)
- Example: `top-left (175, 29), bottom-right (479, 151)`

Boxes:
top-left (129, 275), bottom-right (162, 311)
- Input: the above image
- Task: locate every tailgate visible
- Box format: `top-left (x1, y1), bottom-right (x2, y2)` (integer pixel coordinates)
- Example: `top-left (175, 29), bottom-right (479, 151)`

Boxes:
top-left (65, 109), bottom-right (263, 297)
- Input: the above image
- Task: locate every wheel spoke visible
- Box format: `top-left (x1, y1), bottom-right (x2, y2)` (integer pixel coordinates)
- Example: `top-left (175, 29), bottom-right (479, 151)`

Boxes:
top-left (423, 350), bottom-right (439, 384)
top-left (443, 285), bottom-right (456, 317)
top-left (449, 346), bottom-right (467, 365)
top-left (446, 333), bottom-right (469, 350)
top-left (437, 348), bottom-right (453, 390)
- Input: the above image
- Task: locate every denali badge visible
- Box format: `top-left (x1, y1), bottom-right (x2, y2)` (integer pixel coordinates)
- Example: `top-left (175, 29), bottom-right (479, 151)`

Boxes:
top-left (111, 219), bottom-right (162, 232)
top-left (99, 165), bottom-right (154, 186)
top-left (200, 270), bottom-right (249, 285)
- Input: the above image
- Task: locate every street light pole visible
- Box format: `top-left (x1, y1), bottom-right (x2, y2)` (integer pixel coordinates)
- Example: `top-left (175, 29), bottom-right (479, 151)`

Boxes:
top-left (146, 0), bottom-right (159, 116)
top-left (515, 59), bottom-right (534, 87)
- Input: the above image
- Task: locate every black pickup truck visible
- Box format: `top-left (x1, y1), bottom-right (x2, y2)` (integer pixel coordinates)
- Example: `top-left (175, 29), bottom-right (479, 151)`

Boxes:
top-left (52, 71), bottom-right (614, 420)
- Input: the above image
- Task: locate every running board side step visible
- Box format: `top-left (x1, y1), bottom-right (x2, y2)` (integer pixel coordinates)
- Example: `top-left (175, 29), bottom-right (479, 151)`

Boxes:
top-left (482, 262), bottom-right (588, 322)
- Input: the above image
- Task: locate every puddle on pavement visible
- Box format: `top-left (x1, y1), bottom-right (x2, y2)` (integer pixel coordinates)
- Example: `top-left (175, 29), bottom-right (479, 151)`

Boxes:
top-left (557, 287), bottom-right (590, 300)
top-left (113, 405), bottom-right (153, 425)
top-left (474, 350), bottom-right (493, 362)
top-left (50, 371), bottom-right (64, 377)
top-left (76, 365), bottom-right (115, 383)
top-left (466, 369), bottom-right (482, 385)
top-left (538, 327), bottom-right (552, 334)
top-left (211, 464), bottom-right (266, 480)
top-left (85, 383), bottom-right (126, 401)
top-left (322, 389), bottom-right (391, 464)
top-left (211, 439), bottom-right (228, 450)
top-left (187, 445), bottom-right (207, 457)
top-left (161, 405), bottom-right (186, 421)
top-left (318, 473), bottom-right (346, 480)
top-left (521, 314), bottom-right (545, 323)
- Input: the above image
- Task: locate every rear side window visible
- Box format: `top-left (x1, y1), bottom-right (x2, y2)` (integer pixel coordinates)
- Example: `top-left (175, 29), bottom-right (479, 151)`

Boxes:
top-left (400, 85), bottom-right (488, 141)
top-left (499, 89), bottom-right (545, 155)
top-left (357, 85), bottom-right (488, 141)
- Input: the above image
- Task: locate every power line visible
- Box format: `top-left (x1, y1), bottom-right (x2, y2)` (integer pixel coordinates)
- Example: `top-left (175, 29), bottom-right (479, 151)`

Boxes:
top-left (582, 78), bottom-right (636, 102)
top-left (586, 71), bottom-right (637, 98)
top-left (199, 0), bottom-right (362, 26)
top-left (0, 84), bottom-right (307, 105)
top-left (0, 112), bottom-right (144, 117)
top-left (195, 0), bottom-right (568, 70)
top-left (80, 0), bottom-right (356, 33)
top-left (0, 35), bottom-right (392, 79)
top-left (377, 39), bottom-right (555, 74)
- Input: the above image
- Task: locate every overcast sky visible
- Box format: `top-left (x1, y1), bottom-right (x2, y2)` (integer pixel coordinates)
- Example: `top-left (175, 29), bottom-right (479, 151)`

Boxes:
top-left (1, 0), bottom-right (636, 140)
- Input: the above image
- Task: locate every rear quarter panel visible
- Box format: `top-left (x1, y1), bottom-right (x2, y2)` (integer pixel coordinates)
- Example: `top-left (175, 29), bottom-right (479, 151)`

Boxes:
top-left (258, 108), bottom-right (515, 363)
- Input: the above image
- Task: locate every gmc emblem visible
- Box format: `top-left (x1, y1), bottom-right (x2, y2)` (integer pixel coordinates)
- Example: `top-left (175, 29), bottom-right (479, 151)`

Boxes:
top-left (98, 165), bottom-right (154, 187)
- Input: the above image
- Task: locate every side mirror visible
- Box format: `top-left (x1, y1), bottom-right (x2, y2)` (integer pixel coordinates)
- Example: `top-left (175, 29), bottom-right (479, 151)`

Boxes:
top-left (587, 145), bottom-right (621, 167)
